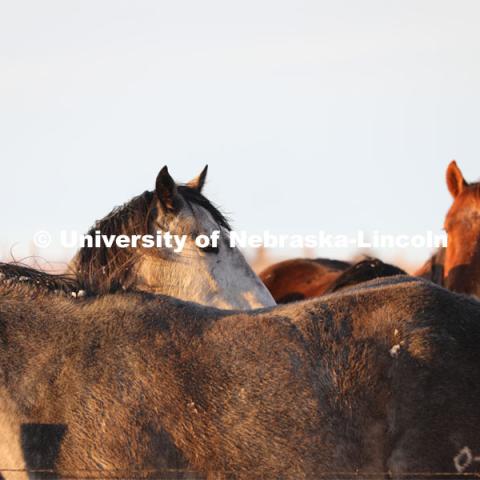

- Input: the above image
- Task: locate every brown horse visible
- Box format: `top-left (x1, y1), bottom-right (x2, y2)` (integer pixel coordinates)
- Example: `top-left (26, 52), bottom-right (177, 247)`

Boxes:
top-left (417, 160), bottom-right (480, 297)
top-left (259, 257), bottom-right (351, 303)
top-left (260, 257), bottom-right (405, 303)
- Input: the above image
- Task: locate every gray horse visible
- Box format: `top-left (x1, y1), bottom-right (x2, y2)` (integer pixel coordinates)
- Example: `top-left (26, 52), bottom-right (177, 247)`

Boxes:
top-left (1, 275), bottom-right (480, 479)
top-left (3, 166), bottom-right (274, 309)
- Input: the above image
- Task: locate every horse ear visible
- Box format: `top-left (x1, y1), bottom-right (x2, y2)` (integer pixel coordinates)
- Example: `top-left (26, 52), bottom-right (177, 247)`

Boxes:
top-left (446, 160), bottom-right (468, 198)
top-left (187, 165), bottom-right (208, 192)
top-left (155, 166), bottom-right (182, 212)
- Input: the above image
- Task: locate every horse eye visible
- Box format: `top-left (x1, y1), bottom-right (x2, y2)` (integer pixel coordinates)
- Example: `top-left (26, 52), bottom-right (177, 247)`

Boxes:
top-left (200, 244), bottom-right (219, 254)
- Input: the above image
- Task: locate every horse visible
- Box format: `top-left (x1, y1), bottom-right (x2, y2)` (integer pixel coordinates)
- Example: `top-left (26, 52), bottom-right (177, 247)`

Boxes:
top-left (2, 166), bottom-right (275, 309)
top-left (1, 275), bottom-right (480, 478)
top-left (259, 257), bottom-right (405, 303)
top-left (416, 160), bottom-right (480, 297)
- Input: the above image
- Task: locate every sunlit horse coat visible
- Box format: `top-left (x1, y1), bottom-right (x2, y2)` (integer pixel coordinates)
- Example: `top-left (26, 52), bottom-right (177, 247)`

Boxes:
top-left (1, 275), bottom-right (480, 479)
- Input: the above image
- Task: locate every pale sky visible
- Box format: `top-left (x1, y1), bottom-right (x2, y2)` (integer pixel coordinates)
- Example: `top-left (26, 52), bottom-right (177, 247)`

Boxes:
top-left (1, 0), bottom-right (479, 266)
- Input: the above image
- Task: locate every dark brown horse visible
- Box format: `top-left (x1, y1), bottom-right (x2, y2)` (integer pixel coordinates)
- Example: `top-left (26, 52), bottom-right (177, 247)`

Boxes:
top-left (2, 166), bottom-right (275, 309)
top-left (417, 161), bottom-right (480, 297)
top-left (3, 274), bottom-right (480, 478)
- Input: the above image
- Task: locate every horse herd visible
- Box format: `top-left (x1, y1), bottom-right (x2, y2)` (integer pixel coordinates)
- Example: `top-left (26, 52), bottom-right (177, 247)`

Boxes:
top-left (1, 161), bottom-right (480, 479)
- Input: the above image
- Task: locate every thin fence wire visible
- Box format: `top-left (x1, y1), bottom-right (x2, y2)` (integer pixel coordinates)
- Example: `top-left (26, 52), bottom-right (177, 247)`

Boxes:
top-left (2, 470), bottom-right (480, 479)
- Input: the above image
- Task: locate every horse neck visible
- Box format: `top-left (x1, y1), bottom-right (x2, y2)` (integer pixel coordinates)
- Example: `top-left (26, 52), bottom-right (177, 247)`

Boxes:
top-left (132, 252), bottom-right (275, 309)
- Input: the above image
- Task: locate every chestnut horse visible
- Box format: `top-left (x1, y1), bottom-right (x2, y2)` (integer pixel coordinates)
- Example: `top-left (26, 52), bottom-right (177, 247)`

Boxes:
top-left (259, 257), bottom-right (351, 303)
top-left (416, 160), bottom-right (480, 297)
top-left (260, 257), bottom-right (406, 303)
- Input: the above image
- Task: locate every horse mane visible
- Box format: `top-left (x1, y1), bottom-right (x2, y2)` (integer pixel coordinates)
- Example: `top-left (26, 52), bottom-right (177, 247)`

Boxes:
top-left (466, 180), bottom-right (480, 197)
top-left (312, 258), bottom-right (351, 271)
top-left (0, 262), bottom-right (80, 295)
top-left (325, 258), bottom-right (406, 294)
top-left (74, 185), bottom-right (230, 295)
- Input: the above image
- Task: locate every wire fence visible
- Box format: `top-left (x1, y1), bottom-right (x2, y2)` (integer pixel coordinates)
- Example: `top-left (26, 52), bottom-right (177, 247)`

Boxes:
top-left (2, 470), bottom-right (480, 480)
